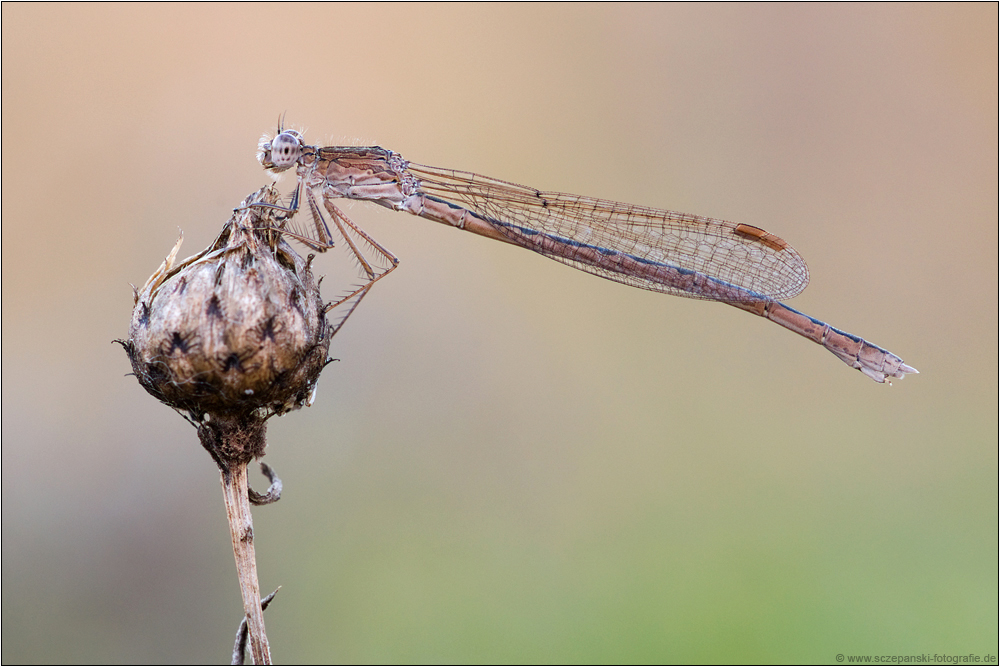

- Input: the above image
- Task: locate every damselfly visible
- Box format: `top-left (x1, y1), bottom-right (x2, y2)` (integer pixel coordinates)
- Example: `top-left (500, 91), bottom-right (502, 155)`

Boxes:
top-left (252, 125), bottom-right (916, 383)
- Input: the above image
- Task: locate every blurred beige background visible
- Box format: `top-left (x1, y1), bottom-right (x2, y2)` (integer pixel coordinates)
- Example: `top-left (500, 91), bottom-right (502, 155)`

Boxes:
top-left (2, 4), bottom-right (996, 664)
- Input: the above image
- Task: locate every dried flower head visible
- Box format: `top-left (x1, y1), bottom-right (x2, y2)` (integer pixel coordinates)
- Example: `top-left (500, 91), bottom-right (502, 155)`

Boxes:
top-left (120, 185), bottom-right (332, 460)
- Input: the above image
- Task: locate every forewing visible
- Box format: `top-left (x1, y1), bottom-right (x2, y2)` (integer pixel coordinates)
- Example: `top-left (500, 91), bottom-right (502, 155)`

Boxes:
top-left (411, 165), bottom-right (809, 301)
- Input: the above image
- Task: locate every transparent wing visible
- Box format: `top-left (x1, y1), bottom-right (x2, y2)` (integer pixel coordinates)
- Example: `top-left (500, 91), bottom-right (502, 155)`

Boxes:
top-left (410, 164), bottom-right (810, 301)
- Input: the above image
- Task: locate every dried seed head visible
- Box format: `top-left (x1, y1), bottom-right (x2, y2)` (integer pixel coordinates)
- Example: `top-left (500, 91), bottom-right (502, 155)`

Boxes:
top-left (122, 185), bottom-right (332, 434)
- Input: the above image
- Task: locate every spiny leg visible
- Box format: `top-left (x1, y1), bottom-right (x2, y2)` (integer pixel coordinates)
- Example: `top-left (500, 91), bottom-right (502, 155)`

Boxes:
top-left (241, 181), bottom-right (302, 218)
top-left (243, 181), bottom-right (399, 334)
top-left (309, 191), bottom-right (399, 333)
top-left (246, 182), bottom-right (336, 253)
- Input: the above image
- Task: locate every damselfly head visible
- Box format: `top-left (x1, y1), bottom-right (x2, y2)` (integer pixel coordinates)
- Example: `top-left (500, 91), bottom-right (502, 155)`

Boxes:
top-left (257, 130), bottom-right (303, 172)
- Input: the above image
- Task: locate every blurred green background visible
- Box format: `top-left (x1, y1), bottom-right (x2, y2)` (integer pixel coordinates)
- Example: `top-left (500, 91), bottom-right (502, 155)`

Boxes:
top-left (3, 4), bottom-right (996, 664)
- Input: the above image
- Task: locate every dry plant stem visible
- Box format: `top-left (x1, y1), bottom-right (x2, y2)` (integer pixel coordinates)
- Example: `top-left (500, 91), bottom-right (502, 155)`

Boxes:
top-left (124, 187), bottom-right (334, 663)
top-left (221, 460), bottom-right (271, 665)
top-left (233, 588), bottom-right (280, 666)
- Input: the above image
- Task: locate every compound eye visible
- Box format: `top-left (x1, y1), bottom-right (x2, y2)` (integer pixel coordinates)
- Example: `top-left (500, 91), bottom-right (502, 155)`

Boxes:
top-left (269, 131), bottom-right (302, 168)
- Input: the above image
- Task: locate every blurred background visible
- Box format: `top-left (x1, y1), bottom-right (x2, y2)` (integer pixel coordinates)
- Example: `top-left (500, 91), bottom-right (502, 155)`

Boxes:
top-left (2, 4), bottom-right (996, 663)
